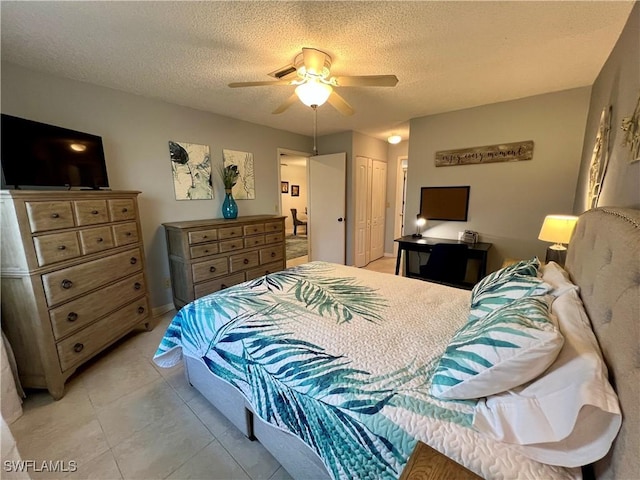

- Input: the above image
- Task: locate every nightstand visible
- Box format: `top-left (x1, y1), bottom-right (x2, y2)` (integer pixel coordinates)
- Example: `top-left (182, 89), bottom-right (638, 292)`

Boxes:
top-left (399, 441), bottom-right (483, 480)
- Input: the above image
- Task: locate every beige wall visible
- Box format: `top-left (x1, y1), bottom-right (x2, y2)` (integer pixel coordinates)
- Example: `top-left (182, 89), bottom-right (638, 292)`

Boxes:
top-left (406, 87), bottom-right (591, 273)
top-left (1, 62), bottom-right (312, 309)
top-left (280, 164), bottom-right (308, 234)
top-left (574, 4), bottom-right (640, 212)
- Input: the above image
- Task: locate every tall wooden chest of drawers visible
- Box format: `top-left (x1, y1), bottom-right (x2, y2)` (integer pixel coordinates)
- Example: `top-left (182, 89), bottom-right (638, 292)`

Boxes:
top-left (163, 215), bottom-right (286, 309)
top-left (0, 190), bottom-right (152, 399)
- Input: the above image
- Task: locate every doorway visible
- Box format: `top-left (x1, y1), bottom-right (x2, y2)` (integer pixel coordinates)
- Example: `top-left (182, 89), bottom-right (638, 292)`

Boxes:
top-left (394, 156), bottom-right (408, 256)
top-left (279, 151), bottom-right (309, 267)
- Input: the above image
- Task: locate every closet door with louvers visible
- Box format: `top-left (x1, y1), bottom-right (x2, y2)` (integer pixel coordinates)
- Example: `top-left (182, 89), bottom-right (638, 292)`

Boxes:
top-left (354, 156), bottom-right (386, 267)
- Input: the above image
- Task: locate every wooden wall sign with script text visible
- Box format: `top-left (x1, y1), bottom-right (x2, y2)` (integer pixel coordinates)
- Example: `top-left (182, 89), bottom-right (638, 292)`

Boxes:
top-left (435, 141), bottom-right (534, 167)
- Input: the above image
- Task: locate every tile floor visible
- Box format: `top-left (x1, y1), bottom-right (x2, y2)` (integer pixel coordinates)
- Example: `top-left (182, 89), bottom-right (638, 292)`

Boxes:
top-left (7, 257), bottom-right (396, 480)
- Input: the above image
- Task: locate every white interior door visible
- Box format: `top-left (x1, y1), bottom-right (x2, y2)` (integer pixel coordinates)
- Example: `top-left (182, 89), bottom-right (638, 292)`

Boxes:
top-left (370, 159), bottom-right (387, 260)
top-left (309, 153), bottom-right (346, 264)
top-left (354, 156), bottom-right (371, 267)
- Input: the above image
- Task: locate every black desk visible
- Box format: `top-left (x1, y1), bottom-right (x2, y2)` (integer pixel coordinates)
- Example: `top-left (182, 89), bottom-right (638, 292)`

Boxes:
top-left (394, 235), bottom-right (492, 287)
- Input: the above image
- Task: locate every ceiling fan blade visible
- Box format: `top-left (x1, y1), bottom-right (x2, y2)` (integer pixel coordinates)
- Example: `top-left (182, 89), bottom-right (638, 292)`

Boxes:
top-left (272, 94), bottom-right (299, 114)
top-left (302, 48), bottom-right (327, 76)
top-left (333, 75), bottom-right (399, 87)
top-left (327, 91), bottom-right (355, 116)
top-left (229, 80), bottom-right (292, 88)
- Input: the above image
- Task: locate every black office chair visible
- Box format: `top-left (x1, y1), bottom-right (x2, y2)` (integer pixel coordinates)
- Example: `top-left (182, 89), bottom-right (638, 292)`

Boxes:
top-left (290, 208), bottom-right (307, 235)
top-left (420, 243), bottom-right (469, 287)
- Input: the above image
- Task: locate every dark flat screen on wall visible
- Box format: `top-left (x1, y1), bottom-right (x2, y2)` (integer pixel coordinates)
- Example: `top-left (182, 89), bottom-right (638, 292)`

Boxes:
top-left (420, 186), bottom-right (470, 221)
top-left (1, 114), bottom-right (109, 189)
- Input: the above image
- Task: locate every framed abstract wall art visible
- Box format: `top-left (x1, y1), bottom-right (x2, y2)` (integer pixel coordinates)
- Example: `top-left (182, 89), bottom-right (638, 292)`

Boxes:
top-left (168, 141), bottom-right (213, 200)
top-left (223, 149), bottom-right (255, 199)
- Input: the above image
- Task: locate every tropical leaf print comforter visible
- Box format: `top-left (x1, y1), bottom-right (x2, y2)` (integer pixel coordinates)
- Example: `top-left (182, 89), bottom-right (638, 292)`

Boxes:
top-left (154, 262), bottom-right (577, 480)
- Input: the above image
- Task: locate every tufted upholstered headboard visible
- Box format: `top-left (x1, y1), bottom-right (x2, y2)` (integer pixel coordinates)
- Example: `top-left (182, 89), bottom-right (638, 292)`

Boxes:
top-left (564, 207), bottom-right (639, 480)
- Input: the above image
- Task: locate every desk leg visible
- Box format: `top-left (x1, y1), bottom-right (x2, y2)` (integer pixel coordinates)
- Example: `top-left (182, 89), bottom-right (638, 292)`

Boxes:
top-left (395, 248), bottom-right (402, 275)
top-left (479, 253), bottom-right (488, 282)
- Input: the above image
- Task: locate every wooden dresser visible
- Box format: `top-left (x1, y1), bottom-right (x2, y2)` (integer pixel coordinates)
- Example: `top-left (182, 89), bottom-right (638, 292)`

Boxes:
top-left (163, 215), bottom-right (286, 309)
top-left (0, 190), bottom-right (152, 399)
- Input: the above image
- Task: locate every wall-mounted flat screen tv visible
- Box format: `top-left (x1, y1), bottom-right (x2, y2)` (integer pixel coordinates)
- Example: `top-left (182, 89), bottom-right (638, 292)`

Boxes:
top-left (1, 114), bottom-right (109, 189)
top-left (419, 186), bottom-right (470, 221)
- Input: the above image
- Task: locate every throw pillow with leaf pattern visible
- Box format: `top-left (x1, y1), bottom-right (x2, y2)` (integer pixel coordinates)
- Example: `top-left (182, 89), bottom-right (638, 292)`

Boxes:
top-left (430, 295), bottom-right (563, 400)
top-left (469, 257), bottom-right (550, 322)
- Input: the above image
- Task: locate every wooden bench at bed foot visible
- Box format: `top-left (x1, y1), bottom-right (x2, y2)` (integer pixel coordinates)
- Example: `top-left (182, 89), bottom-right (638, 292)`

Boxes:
top-left (399, 441), bottom-right (483, 480)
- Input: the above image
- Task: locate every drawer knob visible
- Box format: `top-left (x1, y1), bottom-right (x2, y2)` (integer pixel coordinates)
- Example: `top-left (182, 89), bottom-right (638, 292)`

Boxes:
top-left (231, 244), bottom-right (237, 249)
top-left (125, 232), bottom-right (132, 237)
top-left (122, 208), bottom-right (128, 213)
top-left (58, 245), bottom-right (66, 251)
top-left (137, 306), bottom-right (145, 314)
top-left (220, 284), bottom-right (228, 290)
top-left (130, 257), bottom-right (137, 265)
top-left (204, 249), bottom-right (209, 253)
top-left (271, 252), bottom-right (276, 257)
top-left (67, 312), bottom-right (78, 322)
top-left (243, 258), bottom-right (249, 265)
top-left (73, 343), bottom-right (84, 353)
top-left (97, 237), bottom-right (103, 243)
top-left (51, 213), bottom-right (60, 219)
top-left (203, 235), bottom-right (208, 239)
top-left (61, 279), bottom-right (73, 289)
top-left (209, 266), bottom-right (216, 273)
top-left (134, 282), bottom-right (142, 290)
top-left (91, 210), bottom-right (99, 215)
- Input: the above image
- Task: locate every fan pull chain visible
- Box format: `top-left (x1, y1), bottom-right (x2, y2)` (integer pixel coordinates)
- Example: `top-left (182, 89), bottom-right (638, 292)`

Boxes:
top-left (312, 105), bottom-right (318, 156)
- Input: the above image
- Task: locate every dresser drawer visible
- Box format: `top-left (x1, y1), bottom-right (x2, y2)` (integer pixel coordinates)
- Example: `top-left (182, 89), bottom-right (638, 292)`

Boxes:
top-left (246, 261), bottom-right (285, 281)
top-left (33, 232), bottom-right (81, 267)
top-left (260, 246), bottom-right (284, 264)
top-left (229, 251), bottom-right (259, 272)
top-left (194, 273), bottom-right (245, 298)
top-left (219, 238), bottom-right (244, 253)
top-left (49, 273), bottom-right (146, 340)
top-left (192, 258), bottom-right (229, 283)
top-left (42, 248), bottom-right (143, 306)
top-left (264, 221), bottom-right (283, 233)
top-left (79, 226), bottom-right (115, 255)
top-left (244, 235), bottom-right (265, 248)
top-left (74, 200), bottom-right (109, 226)
top-left (218, 226), bottom-right (243, 240)
top-left (112, 222), bottom-right (139, 247)
top-left (26, 201), bottom-right (75, 233)
top-left (108, 199), bottom-right (136, 222)
top-left (265, 232), bottom-right (284, 244)
top-left (190, 243), bottom-right (219, 259)
top-left (188, 229), bottom-right (218, 244)
top-left (243, 224), bottom-right (265, 236)
top-left (56, 298), bottom-right (149, 372)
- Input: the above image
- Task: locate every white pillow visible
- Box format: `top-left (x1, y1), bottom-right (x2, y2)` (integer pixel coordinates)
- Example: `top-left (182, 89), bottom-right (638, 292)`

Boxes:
top-left (430, 295), bottom-right (564, 400)
top-left (473, 289), bottom-right (621, 467)
top-left (539, 261), bottom-right (580, 297)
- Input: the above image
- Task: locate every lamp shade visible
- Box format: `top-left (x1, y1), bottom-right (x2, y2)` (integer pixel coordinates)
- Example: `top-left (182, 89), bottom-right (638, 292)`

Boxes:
top-left (538, 215), bottom-right (578, 249)
top-left (295, 79), bottom-right (332, 107)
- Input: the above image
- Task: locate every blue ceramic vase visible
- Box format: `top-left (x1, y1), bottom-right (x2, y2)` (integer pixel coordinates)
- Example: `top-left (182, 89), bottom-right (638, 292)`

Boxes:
top-left (222, 189), bottom-right (238, 219)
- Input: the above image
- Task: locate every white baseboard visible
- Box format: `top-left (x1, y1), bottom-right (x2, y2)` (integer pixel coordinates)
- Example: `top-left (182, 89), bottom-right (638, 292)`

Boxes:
top-left (152, 303), bottom-right (175, 318)
top-left (384, 252), bottom-right (396, 258)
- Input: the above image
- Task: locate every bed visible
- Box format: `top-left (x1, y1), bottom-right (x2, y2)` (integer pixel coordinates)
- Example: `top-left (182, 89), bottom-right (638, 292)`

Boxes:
top-left (154, 207), bottom-right (638, 480)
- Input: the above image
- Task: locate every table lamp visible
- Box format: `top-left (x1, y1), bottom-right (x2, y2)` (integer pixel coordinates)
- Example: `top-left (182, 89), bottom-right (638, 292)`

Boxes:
top-left (538, 214), bottom-right (578, 264)
top-left (413, 216), bottom-right (426, 238)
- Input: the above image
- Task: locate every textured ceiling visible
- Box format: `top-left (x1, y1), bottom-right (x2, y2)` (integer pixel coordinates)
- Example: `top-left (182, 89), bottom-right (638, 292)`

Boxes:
top-left (1, 1), bottom-right (635, 141)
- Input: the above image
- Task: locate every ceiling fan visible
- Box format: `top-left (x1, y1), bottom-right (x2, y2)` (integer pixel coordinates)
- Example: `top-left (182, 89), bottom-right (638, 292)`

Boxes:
top-left (228, 47), bottom-right (398, 116)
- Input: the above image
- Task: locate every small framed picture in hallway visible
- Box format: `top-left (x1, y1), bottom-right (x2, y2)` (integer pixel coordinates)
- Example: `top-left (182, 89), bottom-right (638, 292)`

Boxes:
top-left (281, 181), bottom-right (289, 193)
top-left (291, 185), bottom-right (300, 196)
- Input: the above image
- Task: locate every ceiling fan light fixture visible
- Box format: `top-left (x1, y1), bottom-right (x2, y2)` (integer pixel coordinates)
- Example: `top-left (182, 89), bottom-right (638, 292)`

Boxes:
top-left (295, 79), bottom-right (332, 107)
top-left (388, 134), bottom-right (402, 144)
